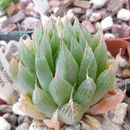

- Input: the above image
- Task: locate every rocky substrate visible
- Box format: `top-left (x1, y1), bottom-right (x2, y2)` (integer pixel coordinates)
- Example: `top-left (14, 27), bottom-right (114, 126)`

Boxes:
top-left (0, 40), bottom-right (130, 130)
top-left (47, 0), bottom-right (130, 39)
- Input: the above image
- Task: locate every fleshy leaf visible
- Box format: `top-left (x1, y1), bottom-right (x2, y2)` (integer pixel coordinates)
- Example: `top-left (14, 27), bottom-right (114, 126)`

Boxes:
top-left (63, 19), bottom-right (73, 49)
top-left (49, 72), bottom-right (73, 106)
top-left (81, 27), bottom-right (93, 49)
top-left (79, 44), bottom-right (97, 84)
top-left (33, 85), bottom-right (57, 118)
top-left (35, 56), bottom-right (53, 92)
top-left (40, 33), bottom-right (54, 74)
top-left (73, 20), bottom-right (81, 41)
top-left (56, 43), bottom-right (79, 85)
top-left (70, 36), bottom-right (83, 66)
top-left (79, 31), bottom-right (87, 51)
top-left (51, 29), bottom-right (60, 57)
top-left (91, 66), bottom-right (116, 106)
top-left (19, 41), bottom-right (35, 73)
top-left (74, 77), bottom-right (96, 111)
top-left (58, 100), bottom-right (83, 125)
top-left (18, 63), bottom-right (35, 97)
top-left (33, 22), bottom-right (43, 53)
top-left (94, 39), bottom-right (108, 76)
top-left (92, 30), bottom-right (102, 51)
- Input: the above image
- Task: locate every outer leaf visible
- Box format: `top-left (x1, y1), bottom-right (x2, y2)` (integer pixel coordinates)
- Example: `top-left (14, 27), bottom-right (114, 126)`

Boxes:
top-left (88, 91), bottom-right (125, 115)
top-left (19, 42), bottom-right (35, 73)
top-left (74, 77), bottom-right (96, 111)
top-left (70, 36), bottom-right (83, 66)
top-left (79, 44), bottom-right (97, 84)
top-left (49, 72), bottom-right (73, 106)
top-left (40, 33), bottom-right (54, 74)
top-left (33, 22), bottom-right (43, 53)
top-left (18, 63), bottom-right (35, 97)
top-left (33, 86), bottom-right (57, 118)
top-left (58, 102), bottom-right (83, 125)
top-left (91, 67), bottom-right (116, 106)
top-left (94, 39), bottom-right (108, 76)
top-left (56, 43), bottom-right (79, 85)
top-left (35, 56), bottom-right (53, 92)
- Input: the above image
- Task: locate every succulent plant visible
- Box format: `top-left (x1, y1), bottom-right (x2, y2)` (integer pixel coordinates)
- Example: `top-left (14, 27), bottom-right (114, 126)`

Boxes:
top-left (9, 18), bottom-right (116, 125)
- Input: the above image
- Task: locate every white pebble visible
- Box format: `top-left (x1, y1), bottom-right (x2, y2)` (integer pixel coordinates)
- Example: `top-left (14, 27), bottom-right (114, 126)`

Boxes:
top-left (0, 117), bottom-right (11, 130)
top-left (110, 103), bottom-right (128, 125)
top-left (91, 0), bottom-right (107, 9)
top-left (104, 33), bottom-right (115, 39)
top-left (101, 16), bottom-right (113, 31)
top-left (117, 8), bottom-right (130, 21)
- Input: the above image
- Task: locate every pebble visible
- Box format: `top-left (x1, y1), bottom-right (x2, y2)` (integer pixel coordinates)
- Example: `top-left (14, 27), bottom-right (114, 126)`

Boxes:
top-left (66, 9), bottom-right (75, 22)
top-left (85, 9), bottom-right (93, 18)
top-left (29, 124), bottom-right (47, 130)
top-left (91, 0), bottom-right (107, 9)
top-left (16, 122), bottom-right (30, 130)
top-left (21, 17), bottom-right (39, 30)
top-left (110, 103), bottom-right (128, 124)
top-left (0, 117), bottom-right (11, 130)
top-left (102, 118), bottom-right (123, 130)
top-left (107, 0), bottom-right (125, 15)
top-left (121, 69), bottom-right (130, 78)
top-left (82, 20), bottom-right (95, 33)
top-left (72, 8), bottom-right (85, 14)
top-left (112, 24), bottom-right (130, 38)
top-left (117, 8), bottom-right (130, 21)
top-left (0, 104), bottom-right (12, 113)
top-left (104, 33), bottom-right (115, 38)
top-left (4, 114), bottom-right (17, 126)
top-left (90, 13), bottom-right (102, 22)
top-left (101, 16), bottom-right (113, 31)
top-left (65, 123), bottom-right (80, 130)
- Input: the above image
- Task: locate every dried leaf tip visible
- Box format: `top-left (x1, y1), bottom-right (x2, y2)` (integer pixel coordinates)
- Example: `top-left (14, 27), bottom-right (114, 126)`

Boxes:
top-left (109, 64), bottom-right (113, 71)
top-left (35, 81), bottom-right (38, 89)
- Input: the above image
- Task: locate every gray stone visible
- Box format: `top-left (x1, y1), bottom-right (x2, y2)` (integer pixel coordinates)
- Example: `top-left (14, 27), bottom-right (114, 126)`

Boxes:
top-left (23, 116), bottom-right (33, 124)
top-left (0, 117), bottom-right (11, 130)
top-left (117, 9), bottom-right (130, 21)
top-left (16, 122), bottom-right (30, 130)
top-left (101, 16), bottom-right (113, 31)
top-left (5, 51), bottom-right (13, 63)
top-left (65, 123), bottom-right (80, 130)
top-left (107, 0), bottom-right (125, 15)
top-left (85, 9), bottom-right (93, 18)
top-left (8, 43), bottom-right (18, 54)
top-left (3, 114), bottom-right (17, 126)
